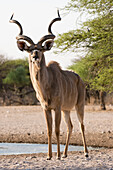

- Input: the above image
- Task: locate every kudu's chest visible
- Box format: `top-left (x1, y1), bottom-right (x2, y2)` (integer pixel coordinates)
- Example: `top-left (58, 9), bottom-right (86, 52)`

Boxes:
top-left (29, 66), bottom-right (52, 110)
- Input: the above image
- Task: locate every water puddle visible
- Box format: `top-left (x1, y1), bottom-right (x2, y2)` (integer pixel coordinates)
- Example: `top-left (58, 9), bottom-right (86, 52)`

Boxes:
top-left (0, 143), bottom-right (99, 155)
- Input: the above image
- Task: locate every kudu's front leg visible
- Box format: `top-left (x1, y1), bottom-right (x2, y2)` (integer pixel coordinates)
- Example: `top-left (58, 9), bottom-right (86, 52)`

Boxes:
top-left (44, 109), bottom-right (52, 160)
top-left (54, 108), bottom-right (61, 159)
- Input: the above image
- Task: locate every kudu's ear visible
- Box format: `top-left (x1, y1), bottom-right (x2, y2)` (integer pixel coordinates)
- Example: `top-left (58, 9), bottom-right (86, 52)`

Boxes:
top-left (17, 41), bottom-right (30, 52)
top-left (43, 40), bottom-right (54, 51)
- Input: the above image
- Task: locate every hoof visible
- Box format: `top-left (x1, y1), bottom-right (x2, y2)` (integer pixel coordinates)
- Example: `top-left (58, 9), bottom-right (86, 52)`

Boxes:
top-left (62, 154), bottom-right (67, 158)
top-left (47, 156), bottom-right (52, 160)
top-left (56, 156), bottom-right (61, 160)
top-left (85, 153), bottom-right (88, 158)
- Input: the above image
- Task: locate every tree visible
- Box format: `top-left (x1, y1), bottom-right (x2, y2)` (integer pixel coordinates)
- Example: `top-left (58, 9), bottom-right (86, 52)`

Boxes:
top-left (3, 66), bottom-right (30, 88)
top-left (55, 0), bottom-right (113, 109)
top-left (3, 58), bottom-right (30, 98)
top-left (65, 0), bottom-right (112, 15)
top-left (3, 65), bottom-right (30, 103)
top-left (0, 58), bottom-right (31, 105)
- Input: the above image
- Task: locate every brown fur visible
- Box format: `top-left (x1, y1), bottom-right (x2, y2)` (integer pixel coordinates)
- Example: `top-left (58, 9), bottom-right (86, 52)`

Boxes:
top-left (27, 52), bottom-right (88, 159)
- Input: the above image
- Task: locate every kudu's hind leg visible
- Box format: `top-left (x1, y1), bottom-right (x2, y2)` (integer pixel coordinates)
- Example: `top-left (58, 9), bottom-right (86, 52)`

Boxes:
top-left (44, 109), bottom-right (52, 160)
top-left (62, 111), bottom-right (73, 158)
top-left (75, 104), bottom-right (88, 157)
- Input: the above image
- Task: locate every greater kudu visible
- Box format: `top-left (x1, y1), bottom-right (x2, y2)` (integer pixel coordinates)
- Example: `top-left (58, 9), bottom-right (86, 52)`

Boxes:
top-left (9, 11), bottom-right (88, 160)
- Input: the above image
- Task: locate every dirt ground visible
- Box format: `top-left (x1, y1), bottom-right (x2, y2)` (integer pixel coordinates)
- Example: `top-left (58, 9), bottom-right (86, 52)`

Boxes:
top-left (0, 105), bottom-right (113, 169)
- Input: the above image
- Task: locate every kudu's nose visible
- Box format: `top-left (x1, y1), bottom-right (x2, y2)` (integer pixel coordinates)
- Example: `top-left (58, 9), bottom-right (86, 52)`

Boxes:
top-left (31, 50), bottom-right (40, 63)
top-left (32, 50), bottom-right (39, 60)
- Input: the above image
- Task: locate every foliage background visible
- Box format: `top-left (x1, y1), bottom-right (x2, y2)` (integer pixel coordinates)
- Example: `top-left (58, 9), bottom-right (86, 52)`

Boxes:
top-left (0, 56), bottom-right (37, 105)
top-left (55, 0), bottom-right (113, 93)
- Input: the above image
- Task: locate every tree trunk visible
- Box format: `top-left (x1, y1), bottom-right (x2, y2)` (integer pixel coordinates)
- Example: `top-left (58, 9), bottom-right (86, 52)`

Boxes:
top-left (100, 91), bottom-right (106, 110)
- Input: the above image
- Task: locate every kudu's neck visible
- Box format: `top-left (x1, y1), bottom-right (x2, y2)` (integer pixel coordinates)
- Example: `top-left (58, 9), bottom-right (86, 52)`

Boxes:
top-left (29, 53), bottom-right (49, 87)
top-left (37, 54), bottom-right (48, 83)
top-left (28, 53), bottom-right (50, 108)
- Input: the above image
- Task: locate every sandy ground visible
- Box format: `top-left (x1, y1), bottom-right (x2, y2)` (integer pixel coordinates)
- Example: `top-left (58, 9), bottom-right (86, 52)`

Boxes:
top-left (0, 105), bottom-right (113, 169)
